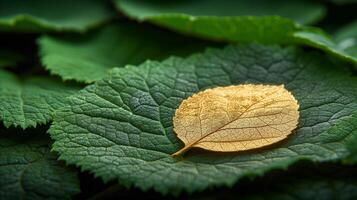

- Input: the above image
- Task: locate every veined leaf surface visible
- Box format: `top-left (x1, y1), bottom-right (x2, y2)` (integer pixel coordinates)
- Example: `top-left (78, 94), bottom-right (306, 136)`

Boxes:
top-left (0, 70), bottom-right (80, 129)
top-left (0, 128), bottom-right (79, 200)
top-left (49, 44), bottom-right (357, 194)
top-left (39, 24), bottom-right (213, 83)
top-left (172, 84), bottom-right (299, 156)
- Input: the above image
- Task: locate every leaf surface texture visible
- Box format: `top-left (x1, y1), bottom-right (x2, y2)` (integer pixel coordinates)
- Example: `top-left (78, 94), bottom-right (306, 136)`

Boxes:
top-left (0, 128), bottom-right (79, 200)
top-left (39, 24), bottom-right (212, 83)
top-left (49, 44), bottom-right (357, 194)
top-left (172, 84), bottom-right (299, 156)
top-left (0, 70), bottom-right (80, 128)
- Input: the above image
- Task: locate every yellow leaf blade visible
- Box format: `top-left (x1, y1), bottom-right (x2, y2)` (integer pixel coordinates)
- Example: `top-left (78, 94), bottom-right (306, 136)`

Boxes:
top-left (172, 84), bottom-right (299, 156)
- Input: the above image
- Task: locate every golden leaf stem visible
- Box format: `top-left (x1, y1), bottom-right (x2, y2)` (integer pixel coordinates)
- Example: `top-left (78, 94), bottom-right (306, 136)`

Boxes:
top-left (172, 144), bottom-right (193, 156)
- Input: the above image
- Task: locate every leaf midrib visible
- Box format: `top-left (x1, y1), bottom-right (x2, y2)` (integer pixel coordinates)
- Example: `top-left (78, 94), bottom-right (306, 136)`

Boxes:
top-left (173, 90), bottom-right (281, 155)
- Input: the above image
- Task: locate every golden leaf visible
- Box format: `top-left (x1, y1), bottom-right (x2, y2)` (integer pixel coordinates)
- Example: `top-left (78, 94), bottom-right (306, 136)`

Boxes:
top-left (172, 84), bottom-right (299, 156)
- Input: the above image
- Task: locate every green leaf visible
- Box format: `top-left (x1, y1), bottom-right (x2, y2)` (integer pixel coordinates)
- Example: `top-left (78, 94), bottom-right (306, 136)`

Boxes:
top-left (293, 31), bottom-right (357, 64)
top-left (334, 20), bottom-right (357, 57)
top-left (38, 23), bottom-right (214, 83)
top-left (113, 0), bottom-right (305, 44)
top-left (0, 50), bottom-right (25, 68)
top-left (114, 0), bottom-right (356, 65)
top-left (0, 69), bottom-right (81, 129)
top-left (114, 0), bottom-right (325, 25)
top-left (0, 127), bottom-right (80, 200)
top-left (49, 44), bottom-right (357, 194)
top-left (144, 15), bottom-right (299, 44)
top-left (0, 0), bottom-right (113, 32)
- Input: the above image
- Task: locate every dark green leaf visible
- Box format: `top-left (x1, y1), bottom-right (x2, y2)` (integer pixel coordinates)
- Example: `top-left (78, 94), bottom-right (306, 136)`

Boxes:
top-left (115, 0), bottom-right (325, 25)
top-left (293, 31), bottom-right (356, 63)
top-left (38, 23), bottom-right (213, 83)
top-left (0, 127), bottom-right (80, 200)
top-left (0, 69), bottom-right (81, 128)
top-left (114, 0), bottom-right (356, 64)
top-left (0, 0), bottom-right (113, 32)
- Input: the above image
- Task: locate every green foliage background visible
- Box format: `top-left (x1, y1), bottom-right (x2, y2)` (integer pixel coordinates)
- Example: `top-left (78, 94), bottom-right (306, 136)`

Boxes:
top-left (0, 0), bottom-right (357, 199)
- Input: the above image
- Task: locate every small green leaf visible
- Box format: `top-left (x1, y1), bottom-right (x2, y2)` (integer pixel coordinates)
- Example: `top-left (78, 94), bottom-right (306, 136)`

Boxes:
top-left (0, 0), bottom-right (113, 32)
top-left (115, 0), bottom-right (325, 25)
top-left (0, 127), bottom-right (80, 200)
top-left (0, 69), bottom-right (81, 129)
top-left (49, 44), bottom-right (357, 194)
top-left (38, 23), bottom-right (214, 83)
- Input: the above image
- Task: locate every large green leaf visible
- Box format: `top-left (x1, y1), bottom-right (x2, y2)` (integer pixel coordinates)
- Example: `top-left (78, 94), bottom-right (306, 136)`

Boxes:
top-left (113, 0), bottom-right (310, 44)
top-left (0, 69), bottom-right (81, 129)
top-left (114, 0), bottom-right (325, 25)
top-left (0, 127), bottom-right (80, 200)
top-left (38, 23), bottom-right (213, 83)
top-left (114, 0), bottom-right (357, 64)
top-left (49, 44), bottom-right (357, 194)
top-left (0, 0), bottom-right (113, 32)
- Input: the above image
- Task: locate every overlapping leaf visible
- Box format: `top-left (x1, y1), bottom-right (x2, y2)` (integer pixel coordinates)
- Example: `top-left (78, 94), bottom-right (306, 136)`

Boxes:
top-left (0, 70), bottom-right (80, 128)
top-left (50, 44), bottom-right (357, 194)
top-left (39, 23), bottom-right (213, 83)
top-left (114, 0), bottom-right (357, 64)
top-left (0, 0), bottom-right (113, 32)
top-left (293, 31), bottom-right (357, 63)
top-left (114, 1), bottom-right (302, 44)
top-left (114, 0), bottom-right (325, 25)
top-left (0, 127), bottom-right (79, 200)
